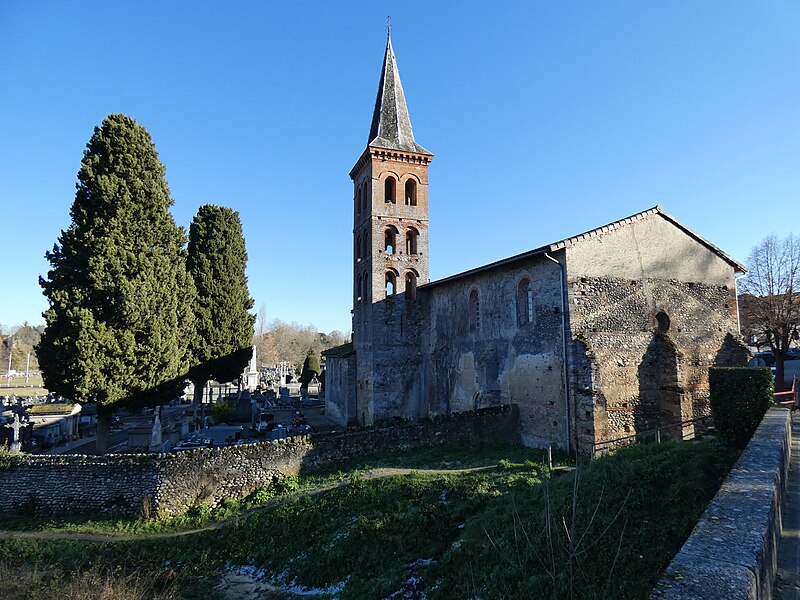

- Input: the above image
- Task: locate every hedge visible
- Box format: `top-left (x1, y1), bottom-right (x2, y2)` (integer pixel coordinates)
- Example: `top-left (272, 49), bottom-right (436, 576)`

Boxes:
top-left (709, 367), bottom-right (774, 447)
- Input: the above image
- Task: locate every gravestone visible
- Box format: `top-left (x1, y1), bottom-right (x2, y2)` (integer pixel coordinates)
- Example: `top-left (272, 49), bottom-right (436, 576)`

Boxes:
top-left (4, 416), bottom-right (28, 453)
top-left (148, 406), bottom-right (163, 452)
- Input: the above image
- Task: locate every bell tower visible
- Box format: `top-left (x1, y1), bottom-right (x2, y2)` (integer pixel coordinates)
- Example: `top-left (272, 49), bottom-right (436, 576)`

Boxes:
top-left (350, 33), bottom-right (433, 425)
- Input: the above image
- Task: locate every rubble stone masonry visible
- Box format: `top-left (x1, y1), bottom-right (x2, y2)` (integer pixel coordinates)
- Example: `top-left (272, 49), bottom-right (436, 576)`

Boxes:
top-left (0, 406), bottom-right (519, 518)
top-left (568, 276), bottom-right (748, 452)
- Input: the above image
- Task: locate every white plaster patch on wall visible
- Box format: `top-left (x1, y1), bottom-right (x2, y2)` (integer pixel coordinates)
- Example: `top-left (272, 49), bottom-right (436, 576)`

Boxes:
top-left (504, 353), bottom-right (563, 446)
top-left (452, 352), bottom-right (479, 412)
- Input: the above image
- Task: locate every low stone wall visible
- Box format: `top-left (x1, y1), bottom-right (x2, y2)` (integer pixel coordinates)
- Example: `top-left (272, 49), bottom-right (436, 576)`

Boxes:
top-left (652, 408), bottom-right (791, 600)
top-left (0, 454), bottom-right (160, 517)
top-left (0, 405), bottom-right (519, 519)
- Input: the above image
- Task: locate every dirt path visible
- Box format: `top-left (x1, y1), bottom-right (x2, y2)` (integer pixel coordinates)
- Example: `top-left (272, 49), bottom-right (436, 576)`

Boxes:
top-left (0, 465), bottom-right (492, 543)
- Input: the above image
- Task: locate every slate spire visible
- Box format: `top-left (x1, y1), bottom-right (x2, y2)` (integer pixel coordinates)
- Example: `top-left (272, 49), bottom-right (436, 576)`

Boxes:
top-left (368, 34), bottom-right (430, 155)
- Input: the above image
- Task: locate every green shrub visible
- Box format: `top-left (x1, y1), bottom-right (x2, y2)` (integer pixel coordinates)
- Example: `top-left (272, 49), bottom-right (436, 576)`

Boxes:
top-left (211, 400), bottom-right (235, 424)
top-left (709, 367), bottom-right (773, 446)
top-left (272, 475), bottom-right (300, 495)
top-left (0, 445), bottom-right (29, 469)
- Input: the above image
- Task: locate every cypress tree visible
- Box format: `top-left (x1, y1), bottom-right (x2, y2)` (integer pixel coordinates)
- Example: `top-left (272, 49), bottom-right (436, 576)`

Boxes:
top-left (299, 349), bottom-right (321, 386)
top-left (37, 114), bottom-right (194, 452)
top-left (187, 205), bottom-right (255, 416)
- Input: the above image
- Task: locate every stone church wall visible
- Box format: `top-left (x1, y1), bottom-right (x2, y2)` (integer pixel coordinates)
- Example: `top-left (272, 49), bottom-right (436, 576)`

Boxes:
top-left (564, 214), bottom-right (747, 452)
top-left (368, 295), bottom-right (428, 423)
top-left (324, 353), bottom-right (356, 426)
top-left (421, 256), bottom-right (568, 448)
top-left (567, 277), bottom-right (745, 451)
top-left (0, 406), bottom-right (518, 519)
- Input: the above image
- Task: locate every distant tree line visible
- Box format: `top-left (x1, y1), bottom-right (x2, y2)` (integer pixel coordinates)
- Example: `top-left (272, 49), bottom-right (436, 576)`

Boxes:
top-left (1, 323), bottom-right (44, 373)
top-left (253, 309), bottom-right (349, 374)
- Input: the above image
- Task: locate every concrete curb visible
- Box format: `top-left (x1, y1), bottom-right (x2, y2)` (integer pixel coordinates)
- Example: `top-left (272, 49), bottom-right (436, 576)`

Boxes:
top-left (652, 409), bottom-right (791, 600)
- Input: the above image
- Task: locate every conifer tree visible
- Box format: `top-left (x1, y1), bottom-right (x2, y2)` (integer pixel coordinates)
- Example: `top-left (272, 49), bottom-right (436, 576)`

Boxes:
top-left (37, 114), bottom-right (194, 452)
top-left (187, 205), bottom-right (255, 415)
top-left (299, 349), bottom-right (321, 386)
top-left (299, 348), bottom-right (321, 402)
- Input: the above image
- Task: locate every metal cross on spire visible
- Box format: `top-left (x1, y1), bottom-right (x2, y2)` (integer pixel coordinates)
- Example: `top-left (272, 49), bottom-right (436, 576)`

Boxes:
top-left (386, 15), bottom-right (391, 37)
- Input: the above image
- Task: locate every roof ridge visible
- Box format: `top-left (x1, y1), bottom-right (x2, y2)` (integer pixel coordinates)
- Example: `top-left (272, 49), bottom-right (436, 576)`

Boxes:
top-left (422, 205), bottom-right (745, 290)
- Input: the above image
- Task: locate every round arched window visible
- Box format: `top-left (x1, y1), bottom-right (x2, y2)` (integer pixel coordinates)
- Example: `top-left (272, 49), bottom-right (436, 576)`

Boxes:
top-left (656, 311), bottom-right (670, 333)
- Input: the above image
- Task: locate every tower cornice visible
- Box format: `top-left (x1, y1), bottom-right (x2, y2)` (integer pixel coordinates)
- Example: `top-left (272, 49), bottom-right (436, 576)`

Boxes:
top-left (349, 146), bottom-right (433, 180)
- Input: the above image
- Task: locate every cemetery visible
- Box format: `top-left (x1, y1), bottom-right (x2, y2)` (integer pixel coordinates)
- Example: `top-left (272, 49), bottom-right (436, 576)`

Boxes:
top-left (0, 348), bottom-right (329, 457)
top-left (0, 405), bottom-right (518, 518)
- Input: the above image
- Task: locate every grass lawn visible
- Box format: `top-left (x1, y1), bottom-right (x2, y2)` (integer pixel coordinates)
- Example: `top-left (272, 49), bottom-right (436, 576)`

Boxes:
top-left (0, 375), bottom-right (47, 398)
top-left (0, 440), bottom-right (739, 599)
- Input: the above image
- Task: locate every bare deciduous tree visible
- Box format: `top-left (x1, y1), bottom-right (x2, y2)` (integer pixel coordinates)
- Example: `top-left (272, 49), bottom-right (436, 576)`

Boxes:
top-left (740, 234), bottom-right (800, 388)
top-left (252, 317), bottom-right (350, 373)
top-left (256, 303), bottom-right (267, 339)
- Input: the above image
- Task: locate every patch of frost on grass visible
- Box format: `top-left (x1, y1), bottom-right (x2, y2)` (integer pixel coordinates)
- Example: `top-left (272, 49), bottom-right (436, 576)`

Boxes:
top-left (274, 570), bottom-right (348, 596)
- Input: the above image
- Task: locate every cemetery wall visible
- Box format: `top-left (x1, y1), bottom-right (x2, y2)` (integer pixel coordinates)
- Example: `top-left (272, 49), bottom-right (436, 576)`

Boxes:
top-left (0, 454), bottom-right (159, 518)
top-left (0, 405), bottom-right (519, 519)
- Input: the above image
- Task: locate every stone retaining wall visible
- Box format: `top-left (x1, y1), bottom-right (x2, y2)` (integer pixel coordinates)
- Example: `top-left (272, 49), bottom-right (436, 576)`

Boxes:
top-left (652, 408), bottom-right (791, 599)
top-left (0, 405), bottom-right (519, 519)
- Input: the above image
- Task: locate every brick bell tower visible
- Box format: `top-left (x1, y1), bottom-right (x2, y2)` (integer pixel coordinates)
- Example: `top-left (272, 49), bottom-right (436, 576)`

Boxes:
top-left (350, 33), bottom-right (433, 425)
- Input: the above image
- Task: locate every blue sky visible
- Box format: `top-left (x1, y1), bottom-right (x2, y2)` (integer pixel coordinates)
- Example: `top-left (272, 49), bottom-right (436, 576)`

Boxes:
top-left (1, 2), bottom-right (798, 334)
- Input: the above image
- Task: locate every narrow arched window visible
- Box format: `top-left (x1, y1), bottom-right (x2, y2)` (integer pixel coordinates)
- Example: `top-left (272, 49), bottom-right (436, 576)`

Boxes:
top-left (469, 289), bottom-right (480, 331)
top-left (656, 311), bottom-right (670, 333)
top-left (356, 187), bottom-right (362, 215)
top-left (405, 272), bottom-right (417, 301)
top-left (405, 180), bottom-right (417, 206)
top-left (363, 272), bottom-right (369, 302)
top-left (356, 234), bottom-right (362, 261)
top-left (384, 227), bottom-right (397, 254)
top-left (385, 271), bottom-right (396, 298)
top-left (406, 228), bottom-right (418, 255)
top-left (385, 177), bottom-right (396, 204)
top-left (362, 181), bottom-right (369, 212)
top-left (517, 278), bottom-right (533, 326)
top-left (357, 274), bottom-right (363, 302)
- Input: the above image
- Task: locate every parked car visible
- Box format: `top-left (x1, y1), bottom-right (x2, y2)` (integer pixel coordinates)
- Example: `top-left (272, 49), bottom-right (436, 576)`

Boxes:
top-left (753, 351), bottom-right (776, 368)
top-left (750, 352), bottom-right (777, 377)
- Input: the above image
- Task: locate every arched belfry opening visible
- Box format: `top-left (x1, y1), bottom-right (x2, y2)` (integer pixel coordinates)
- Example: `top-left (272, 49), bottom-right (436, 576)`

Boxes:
top-left (405, 271), bottom-right (417, 300)
top-left (406, 228), bottom-right (419, 255)
top-left (405, 179), bottom-right (417, 206)
top-left (385, 177), bottom-right (396, 204)
top-left (384, 226), bottom-right (398, 254)
top-left (385, 271), bottom-right (397, 298)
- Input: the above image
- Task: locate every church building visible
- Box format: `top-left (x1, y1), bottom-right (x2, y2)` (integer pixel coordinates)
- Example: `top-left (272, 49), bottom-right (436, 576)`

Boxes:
top-left (323, 35), bottom-right (748, 454)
